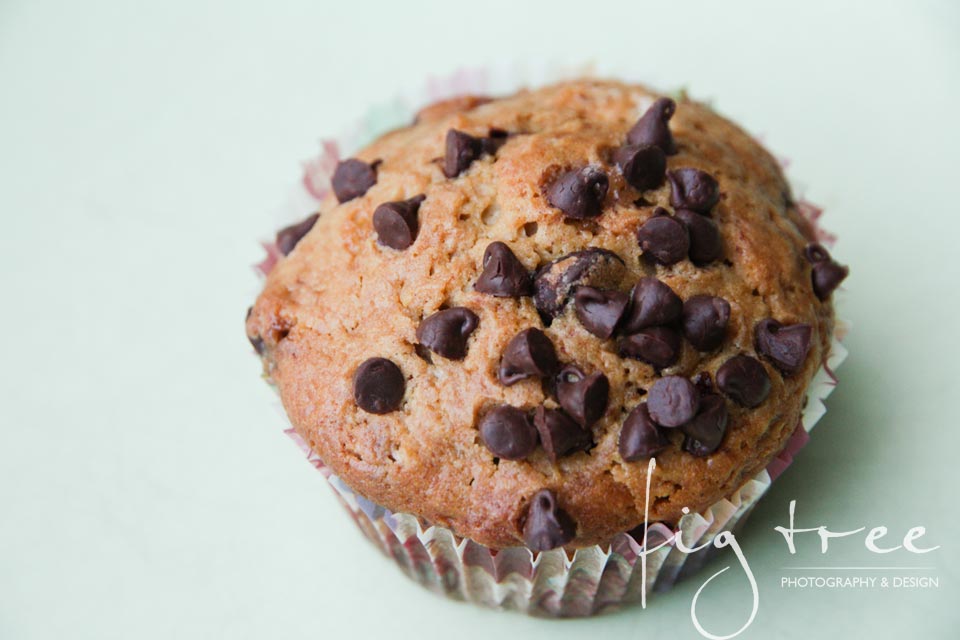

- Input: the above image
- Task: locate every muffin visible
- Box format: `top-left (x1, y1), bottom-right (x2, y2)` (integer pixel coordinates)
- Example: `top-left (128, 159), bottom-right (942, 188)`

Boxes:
top-left (246, 79), bottom-right (848, 611)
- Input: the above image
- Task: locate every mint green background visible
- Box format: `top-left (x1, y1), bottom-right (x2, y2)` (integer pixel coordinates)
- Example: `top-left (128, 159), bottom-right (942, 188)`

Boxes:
top-left (1, 0), bottom-right (957, 638)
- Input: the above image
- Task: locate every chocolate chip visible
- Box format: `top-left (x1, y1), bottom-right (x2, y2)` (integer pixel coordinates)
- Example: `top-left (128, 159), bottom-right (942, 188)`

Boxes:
top-left (682, 295), bottom-right (731, 351)
top-left (534, 249), bottom-right (626, 321)
top-left (675, 209), bottom-right (723, 265)
top-left (637, 210), bottom-right (690, 265)
top-left (478, 405), bottom-right (538, 460)
top-left (804, 243), bottom-right (831, 264)
top-left (522, 489), bottom-right (576, 551)
top-left (276, 213), bottom-right (319, 256)
top-left (246, 307), bottom-right (265, 354)
top-left (498, 328), bottom-right (559, 385)
top-left (555, 365), bottom-right (609, 428)
top-left (668, 168), bottom-right (719, 213)
top-left (627, 97), bottom-right (677, 155)
top-left (413, 343), bottom-right (433, 364)
top-left (482, 128), bottom-right (509, 155)
top-left (615, 144), bottom-right (666, 192)
top-left (442, 129), bottom-right (505, 178)
top-left (246, 320), bottom-right (265, 355)
top-left (353, 357), bottom-right (405, 414)
top-left (332, 158), bottom-right (378, 203)
top-left (681, 394), bottom-right (728, 457)
top-left (373, 195), bottom-right (425, 250)
top-left (416, 307), bottom-right (479, 360)
top-left (812, 261), bottom-right (849, 300)
top-left (545, 167), bottom-right (609, 219)
top-left (716, 355), bottom-right (771, 408)
top-left (619, 326), bottom-right (682, 369)
top-left (804, 243), bottom-right (849, 299)
top-left (684, 438), bottom-right (717, 458)
top-left (443, 130), bottom-right (483, 178)
top-left (647, 376), bottom-right (700, 427)
top-left (755, 318), bottom-right (813, 375)
top-left (534, 406), bottom-right (592, 462)
top-left (475, 242), bottom-right (532, 297)
top-left (619, 403), bottom-right (669, 461)
top-left (620, 277), bottom-right (683, 334)
top-left (804, 242), bottom-right (849, 300)
top-left (573, 286), bottom-right (629, 339)
top-left (692, 371), bottom-right (715, 395)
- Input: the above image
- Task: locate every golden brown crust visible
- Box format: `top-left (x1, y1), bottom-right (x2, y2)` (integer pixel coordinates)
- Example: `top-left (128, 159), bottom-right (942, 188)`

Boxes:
top-left (247, 79), bottom-right (835, 549)
top-left (414, 94), bottom-right (492, 124)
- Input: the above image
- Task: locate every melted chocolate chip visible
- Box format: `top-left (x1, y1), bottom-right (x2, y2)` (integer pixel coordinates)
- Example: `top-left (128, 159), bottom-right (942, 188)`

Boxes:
top-left (555, 365), bottom-right (609, 428)
top-left (675, 209), bottom-right (723, 265)
top-left (637, 210), bottom-right (690, 265)
top-left (353, 357), bottom-right (405, 414)
top-left (534, 249), bottom-right (626, 321)
top-left (498, 328), bottom-right (559, 385)
top-left (276, 213), bottom-right (319, 256)
top-left (681, 394), bottom-right (728, 457)
top-left (647, 376), bottom-right (700, 428)
top-left (682, 295), bottom-right (731, 351)
top-left (668, 168), bottom-right (719, 213)
top-left (545, 167), bottom-right (609, 219)
top-left (416, 307), bottom-right (479, 360)
top-left (627, 97), bottom-right (677, 155)
top-left (443, 130), bottom-right (483, 178)
top-left (620, 277), bottom-right (683, 334)
top-left (615, 144), bottom-right (667, 192)
top-left (478, 405), bottom-right (538, 460)
top-left (475, 242), bottom-right (532, 297)
top-left (573, 286), bottom-right (629, 339)
top-left (755, 318), bottom-right (813, 375)
top-left (619, 326), bottom-right (682, 369)
top-left (522, 489), bottom-right (576, 551)
top-left (534, 406), bottom-right (592, 462)
top-left (619, 403), bottom-right (669, 461)
top-left (716, 355), bottom-right (771, 408)
top-left (373, 195), bottom-right (425, 250)
top-left (332, 158), bottom-right (378, 203)
top-left (812, 261), bottom-right (849, 300)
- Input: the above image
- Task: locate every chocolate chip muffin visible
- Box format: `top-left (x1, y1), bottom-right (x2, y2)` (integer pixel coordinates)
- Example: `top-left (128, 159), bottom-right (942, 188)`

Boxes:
top-left (246, 79), bottom-right (847, 551)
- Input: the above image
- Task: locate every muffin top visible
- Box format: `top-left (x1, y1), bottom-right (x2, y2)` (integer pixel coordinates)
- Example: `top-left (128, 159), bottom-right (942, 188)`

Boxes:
top-left (246, 79), bottom-right (846, 550)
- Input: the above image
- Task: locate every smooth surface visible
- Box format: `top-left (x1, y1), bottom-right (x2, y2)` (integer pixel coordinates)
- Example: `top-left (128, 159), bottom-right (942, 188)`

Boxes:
top-left (1, 1), bottom-right (957, 638)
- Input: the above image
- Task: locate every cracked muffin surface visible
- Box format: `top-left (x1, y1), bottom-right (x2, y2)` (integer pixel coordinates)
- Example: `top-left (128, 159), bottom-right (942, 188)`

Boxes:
top-left (246, 79), bottom-right (844, 549)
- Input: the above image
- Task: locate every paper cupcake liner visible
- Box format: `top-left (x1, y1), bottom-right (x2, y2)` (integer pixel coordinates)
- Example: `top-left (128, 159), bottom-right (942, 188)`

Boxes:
top-left (256, 68), bottom-right (849, 617)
